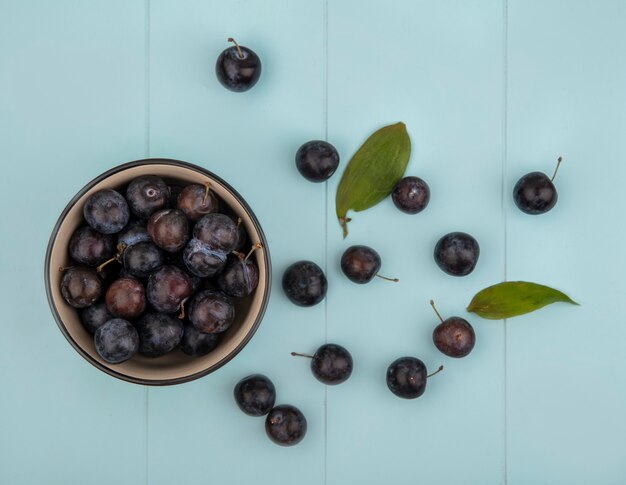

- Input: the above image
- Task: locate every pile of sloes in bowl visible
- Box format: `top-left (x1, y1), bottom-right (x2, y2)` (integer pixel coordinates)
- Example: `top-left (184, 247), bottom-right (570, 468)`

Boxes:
top-left (59, 175), bottom-right (261, 364)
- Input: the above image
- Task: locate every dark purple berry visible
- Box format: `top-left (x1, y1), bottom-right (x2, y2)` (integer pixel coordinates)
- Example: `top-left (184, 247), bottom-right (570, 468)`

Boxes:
top-left (80, 302), bottom-right (112, 334)
top-left (147, 208), bottom-right (190, 253)
top-left (188, 290), bottom-right (235, 334)
top-left (193, 213), bottom-right (239, 253)
top-left (83, 189), bottom-right (130, 234)
top-left (265, 405), bottom-right (307, 446)
top-left (146, 265), bottom-right (193, 314)
top-left (105, 277), bottom-right (146, 320)
top-left (392, 176), bottom-right (430, 214)
top-left (177, 183), bottom-right (219, 221)
top-left (217, 253), bottom-right (259, 298)
top-left (234, 374), bottom-right (276, 417)
top-left (183, 238), bottom-right (227, 277)
top-left (60, 267), bottom-right (103, 308)
top-left (69, 226), bottom-right (115, 266)
top-left (126, 175), bottom-right (169, 219)
top-left (122, 241), bottom-right (164, 278)
top-left (136, 313), bottom-right (184, 357)
top-left (215, 38), bottom-right (261, 92)
top-left (94, 318), bottom-right (139, 364)
top-left (282, 261), bottom-right (327, 307)
top-left (434, 232), bottom-right (480, 277)
top-left (295, 140), bottom-right (340, 182)
top-left (386, 357), bottom-right (442, 399)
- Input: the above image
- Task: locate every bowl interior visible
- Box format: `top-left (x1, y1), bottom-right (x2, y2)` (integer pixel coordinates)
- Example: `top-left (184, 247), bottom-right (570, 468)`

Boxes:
top-left (46, 161), bottom-right (270, 384)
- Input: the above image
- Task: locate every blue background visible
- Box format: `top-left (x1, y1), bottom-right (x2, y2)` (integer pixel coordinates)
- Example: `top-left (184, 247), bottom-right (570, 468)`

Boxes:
top-left (1, 0), bottom-right (625, 484)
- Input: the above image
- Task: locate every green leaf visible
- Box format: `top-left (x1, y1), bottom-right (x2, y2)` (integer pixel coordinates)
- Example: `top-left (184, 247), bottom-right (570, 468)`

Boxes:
top-left (467, 281), bottom-right (579, 320)
top-left (335, 122), bottom-right (411, 238)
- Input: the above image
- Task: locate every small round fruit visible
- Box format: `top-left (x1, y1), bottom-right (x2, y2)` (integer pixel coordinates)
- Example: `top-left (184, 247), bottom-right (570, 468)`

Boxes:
top-left (295, 140), bottom-right (340, 182)
top-left (188, 290), bottom-right (235, 334)
top-left (180, 325), bottom-right (221, 356)
top-left (193, 213), bottom-right (239, 253)
top-left (122, 240), bottom-right (164, 278)
top-left (265, 405), bottom-right (307, 446)
top-left (177, 183), bottom-right (219, 222)
top-left (217, 255), bottom-right (259, 298)
top-left (292, 344), bottom-right (353, 385)
top-left (234, 374), bottom-right (276, 417)
top-left (94, 318), bottom-right (139, 364)
top-left (60, 267), bottom-right (103, 308)
top-left (215, 38), bottom-right (262, 92)
top-left (105, 277), bottom-right (146, 320)
top-left (392, 176), bottom-right (430, 214)
top-left (69, 226), bottom-right (116, 266)
top-left (340, 245), bottom-right (397, 284)
top-left (136, 313), bottom-right (184, 357)
top-left (183, 238), bottom-right (227, 277)
top-left (83, 189), bottom-right (130, 234)
top-left (80, 302), bottom-right (112, 334)
top-left (147, 209), bottom-right (190, 253)
top-left (433, 317), bottom-right (475, 358)
top-left (126, 175), bottom-right (169, 219)
top-left (146, 265), bottom-right (193, 313)
top-left (386, 357), bottom-right (428, 399)
top-left (282, 261), bottom-right (327, 307)
top-left (434, 232), bottom-right (480, 277)
top-left (513, 172), bottom-right (557, 215)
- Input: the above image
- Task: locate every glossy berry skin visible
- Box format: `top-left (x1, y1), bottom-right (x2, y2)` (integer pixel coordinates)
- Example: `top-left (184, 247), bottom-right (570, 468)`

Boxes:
top-left (122, 241), bottom-right (164, 278)
top-left (295, 140), bottom-right (340, 182)
top-left (513, 172), bottom-right (558, 215)
top-left (183, 238), bottom-right (227, 277)
top-left (69, 226), bottom-right (115, 266)
top-left (392, 176), bottom-right (430, 214)
top-left (80, 302), bottom-right (112, 334)
top-left (386, 356), bottom-right (428, 399)
top-left (136, 313), bottom-right (184, 357)
top-left (193, 213), bottom-right (240, 253)
top-left (177, 184), bottom-right (219, 222)
top-left (83, 189), bottom-right (130, 234)
top-left (433, 317), bottom-right (476, 358)
top-left (146, 265), bottom-right (193, 314)
top-left (147, 209), bottom-right (190, 253)
top-left (310, 344), bottom-right (353, 385)
top-left (215, 43), bottom-right (261, 92)
top-left (94, 318), bottom-right (139, 364)
top-left (217, 255), bottom-right (259, 298)
top-left (340, 245), bottom-right (380, 284)
top-left (434, 232), bottom-right (480, 277)
top-left (234, 374), bottom-right (276, 417)
top-left (282, 261), bottom-right (327, 307)
top-left (105, 277), bottom-right (146, 320)
top-left (60, 267), bottom-right (103, 308)
top-left (188, 290), bottom-right (235, 334)
top-left (126, 175), bottom-right (169, 219)
top-left (265, 405), bottom-right (307, 446)
top-left (117, 221), bottom-right (151, 248)
top-left (180, 325), bottom-right (221, 356)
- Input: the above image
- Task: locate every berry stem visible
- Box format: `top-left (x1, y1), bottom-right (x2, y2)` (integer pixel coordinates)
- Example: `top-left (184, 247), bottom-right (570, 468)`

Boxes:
top-left (202, 181), bottom-right (211, 206)
top-left (430, 300), bottom-right (444, 323)
top-left (227, 37), bottom-right (244, 59)
top-left (178, 297), bottom-right (189, 320)
top-left (236, 217), bottom-right (242, 227)
top-left (244, 242), bottom-right (263, 262)
top-left (58, 266), bottom-right (73, 272)
top-left (96, 243), bottom-right (126, 273)
top-left (375, 273), bottom-right (399, 283)
top-left (551, 156), bottom-right (563, 182)
top-left (427, 365), bottom-right (444, 378)
top-left (291, 352), bottom-right (314, 359)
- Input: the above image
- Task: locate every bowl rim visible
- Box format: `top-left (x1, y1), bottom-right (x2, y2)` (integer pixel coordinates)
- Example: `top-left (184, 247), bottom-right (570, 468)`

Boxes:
top-left (44, 158), bottom-right (272, 386)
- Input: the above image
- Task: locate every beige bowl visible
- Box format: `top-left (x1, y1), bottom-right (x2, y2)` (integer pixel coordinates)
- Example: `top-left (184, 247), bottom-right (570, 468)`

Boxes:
top-left (45, 159), bottom-right (271, 385)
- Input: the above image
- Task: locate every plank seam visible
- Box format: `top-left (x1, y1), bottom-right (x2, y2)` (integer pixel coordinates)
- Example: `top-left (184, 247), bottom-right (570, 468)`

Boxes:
top-left (502, 0), bottom-right (509, 483)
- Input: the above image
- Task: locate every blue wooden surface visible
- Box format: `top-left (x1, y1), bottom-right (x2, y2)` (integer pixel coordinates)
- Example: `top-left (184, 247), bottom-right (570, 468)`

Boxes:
top-left (1, 1), bottom-right (625, 484)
